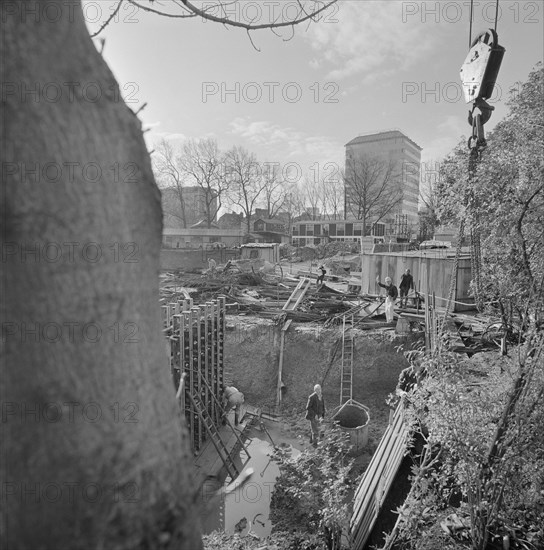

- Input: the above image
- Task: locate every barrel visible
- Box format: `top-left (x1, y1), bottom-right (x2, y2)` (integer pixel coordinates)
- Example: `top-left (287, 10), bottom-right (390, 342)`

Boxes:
top-left (332, 400), bottom-right (370, 452)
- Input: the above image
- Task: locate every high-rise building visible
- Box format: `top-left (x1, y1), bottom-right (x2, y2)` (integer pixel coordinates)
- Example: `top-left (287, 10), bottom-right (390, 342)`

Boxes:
top-left (344, 129), bottom-right (422, 240)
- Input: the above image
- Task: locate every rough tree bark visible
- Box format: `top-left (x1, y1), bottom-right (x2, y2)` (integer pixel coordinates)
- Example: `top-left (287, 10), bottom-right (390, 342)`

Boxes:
top-left (1, 1), bottom-right (202, 548)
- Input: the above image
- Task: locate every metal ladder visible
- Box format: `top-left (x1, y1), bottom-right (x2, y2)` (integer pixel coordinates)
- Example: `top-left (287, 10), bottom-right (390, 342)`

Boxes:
top-left (188, 392), bottom-right (241, 481)
top-left (340, 314), bottom-right (354, 405)
top-left (282, 277), bottom-right (312, 311)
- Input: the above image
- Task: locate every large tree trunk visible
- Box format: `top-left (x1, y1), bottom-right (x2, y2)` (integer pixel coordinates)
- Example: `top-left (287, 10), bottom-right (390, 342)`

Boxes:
top-left (1, 2), bottom-right (202, 548)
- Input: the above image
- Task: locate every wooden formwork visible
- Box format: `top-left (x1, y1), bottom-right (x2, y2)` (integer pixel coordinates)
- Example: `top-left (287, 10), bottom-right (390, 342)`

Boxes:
top-left (163, 296), bottom-right (226, 454)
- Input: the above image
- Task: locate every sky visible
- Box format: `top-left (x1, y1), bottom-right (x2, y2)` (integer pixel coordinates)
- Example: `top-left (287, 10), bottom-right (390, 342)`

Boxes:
top-left (84, 0), bottom-right (543, 192)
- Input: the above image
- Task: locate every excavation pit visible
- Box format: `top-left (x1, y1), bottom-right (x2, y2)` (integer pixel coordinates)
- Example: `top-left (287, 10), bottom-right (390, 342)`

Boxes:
top-left (332, 401), bottom-right (370, 452)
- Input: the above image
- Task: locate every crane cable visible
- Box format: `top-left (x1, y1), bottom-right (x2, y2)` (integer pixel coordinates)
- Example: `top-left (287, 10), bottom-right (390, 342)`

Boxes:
top-left (439, 0), bottom-right (501, 343)
top-left (469, 0), bottom-right (500, 46)
top-left (469, 0), bottom-right (501, 313)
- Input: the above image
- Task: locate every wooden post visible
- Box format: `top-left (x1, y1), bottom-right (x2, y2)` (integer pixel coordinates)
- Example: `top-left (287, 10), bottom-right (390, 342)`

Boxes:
top-left (425, 291), bottom-right (431, 353)
top-left (210, 300), bottom-right (220, 425)
top-left (204, 302), bottom-right (212, 423)
top-left (161, 305), bottom-right (170, 329)
top-left (190, 307), bottom-right (201, 450)
top-left (172, 314), bottom-right (182, 387)
top-left (277, 319), bottom-right (292, 409)
top-left (185, 310), bottom-right (195, 451)
top-left (218, 296), bottom-right (225, 386)
top-left (340, 315), bottom-right (346, 407)
top-left (179, 314), bottom-right (186, 425)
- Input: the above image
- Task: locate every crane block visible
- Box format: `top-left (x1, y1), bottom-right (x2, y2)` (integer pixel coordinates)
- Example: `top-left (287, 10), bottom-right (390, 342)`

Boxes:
top-left (460, 29), bottom-right (505, 104)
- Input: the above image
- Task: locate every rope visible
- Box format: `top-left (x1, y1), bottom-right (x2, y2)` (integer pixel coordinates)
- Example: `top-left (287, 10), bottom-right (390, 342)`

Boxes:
top-left (494, 0), bottom-right (500, 32)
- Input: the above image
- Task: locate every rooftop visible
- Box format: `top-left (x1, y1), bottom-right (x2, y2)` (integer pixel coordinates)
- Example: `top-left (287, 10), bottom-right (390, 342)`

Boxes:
top-left (368, 247), bottom-right (471, 259)
top-left (255, 218), bottom-right (286, 225)
top-left (240, 243), bottom-right (280, 248)
top-left (345, 129), bottom-right (422, 151)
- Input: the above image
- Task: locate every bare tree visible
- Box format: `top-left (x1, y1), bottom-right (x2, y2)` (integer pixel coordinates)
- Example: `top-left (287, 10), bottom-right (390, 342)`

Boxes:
top-left (261, 162), bottom-right (287, 218)
top-left (344, 155), bottom-right (403, 236)
top-left (180, 138), bottom-right (227, 228)
top-left (4, 1), bottom-right (339, 549)
top-left (224, 146), bottom-right (266, 237)
top-left (418, 163), bottom-right (440, 240)
top-left (313, 170), bottom-right (344, 220)
top-left (154, 139), bottom-right (188, 227)
top-left (275, 185), bottom-right (302, 236)
top-left (287, 183), bottom-right (310, 221)
top-left (302, 175), bottom-right (321, 220)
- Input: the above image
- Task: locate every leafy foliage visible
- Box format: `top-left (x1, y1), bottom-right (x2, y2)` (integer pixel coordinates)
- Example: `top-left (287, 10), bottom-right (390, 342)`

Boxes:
top-left (202, 530), bottom-right (322, 550)
top-left (437, 65), bottom-right (544, 325)
top-left (384, 332), bottom-right (544, 550)
top-left (270, 425), bottom-right (355, 549)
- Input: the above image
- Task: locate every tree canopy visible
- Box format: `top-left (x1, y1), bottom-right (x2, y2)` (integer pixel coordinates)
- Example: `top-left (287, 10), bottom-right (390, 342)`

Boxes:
top-left (438, 64), bottom-right (544, 327)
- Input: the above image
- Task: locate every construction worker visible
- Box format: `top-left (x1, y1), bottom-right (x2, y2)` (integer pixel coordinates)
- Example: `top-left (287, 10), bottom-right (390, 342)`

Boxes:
top-left (208, 257), bottom-right (217, 275)
top-left (222, 385), bottom-right (244, 426)
top-left (316, 265), bottom-right (326, 287)
top-left (305, 384), bottom-right (325, 447)
top-left (399, 268), bottom-right (414, 309)
top-left (376, 276), bottom-right (398, 323)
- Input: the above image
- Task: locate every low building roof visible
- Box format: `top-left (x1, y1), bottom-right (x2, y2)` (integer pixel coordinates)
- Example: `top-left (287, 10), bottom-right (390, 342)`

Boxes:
top-left (241, 243), bottom-right (279, 248)
top-left (163, 227), bottom-right (243, 236)
top-left (368, 248), bottom-right (471, 259)
top-left (254, 218), bottom-right (285, 225)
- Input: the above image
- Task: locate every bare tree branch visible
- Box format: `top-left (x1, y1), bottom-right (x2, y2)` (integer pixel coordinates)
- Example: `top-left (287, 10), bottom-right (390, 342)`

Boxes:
top-left (178, 0), bottom-right (337, 30)
top-left (224, 146), bottom-right (266, 238)
top-left (90, 0), bottom-right (124, 37)
top-left (153, 139), bottom-right (188, 228)
top-left (126, 0), bottom-right (195, 19)
top-left (344, 155), bottom-right (403, 236)
top-left (92, 0), bottom-right (339, 39)
top-left (262, 163), bottom-right (287, 218)
top-left (179, 138), bottom-right (228, 228)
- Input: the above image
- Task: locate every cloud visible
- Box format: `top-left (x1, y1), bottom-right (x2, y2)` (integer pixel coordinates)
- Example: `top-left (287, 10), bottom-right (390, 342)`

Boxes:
top-left (143, 128), bottom-right (187, 152)
top-left (305, 1), bottom-right (436, 81)
top-left (228, 117), bottom-right (344, 168)
top-left (148, 131), bottom-right (187, 144)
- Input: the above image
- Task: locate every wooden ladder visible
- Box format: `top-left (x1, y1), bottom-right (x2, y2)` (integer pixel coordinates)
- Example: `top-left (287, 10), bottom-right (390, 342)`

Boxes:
top-left (282, 277), bottom-right (312, 311)
top-left (340, 314), bottom-right (354, 405)
top-left (188, 392), bottom-right (241, 481)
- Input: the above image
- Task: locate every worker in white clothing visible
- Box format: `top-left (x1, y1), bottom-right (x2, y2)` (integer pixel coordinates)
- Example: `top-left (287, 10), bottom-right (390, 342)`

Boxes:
top-left (208, 257), bottom-right (217, 275)
top-left (376, 276), bottom-right (398, 323)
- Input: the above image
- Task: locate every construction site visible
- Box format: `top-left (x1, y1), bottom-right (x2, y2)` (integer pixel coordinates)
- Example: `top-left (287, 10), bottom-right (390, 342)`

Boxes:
top-left (6, 1), bottom-right (544, 550)
top-left (161, 242), bottom-right (505, 547)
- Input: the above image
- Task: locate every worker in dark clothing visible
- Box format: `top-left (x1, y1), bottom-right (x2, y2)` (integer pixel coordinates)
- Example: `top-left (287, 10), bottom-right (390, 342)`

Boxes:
top-left (399, 268), bottom-right (414, 309)
top-left (305, 384), bottom-right (325, 447)
top-left (376, 276), bottom-right (398, 323)
top-left (316, 265), bottom-right (326, 287)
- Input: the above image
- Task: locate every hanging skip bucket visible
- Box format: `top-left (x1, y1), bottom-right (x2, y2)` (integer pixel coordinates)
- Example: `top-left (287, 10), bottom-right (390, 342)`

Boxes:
top-left (332, 399), bottom-right (370, 452)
